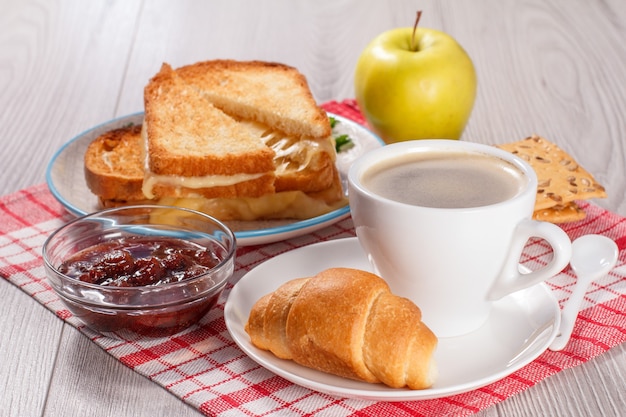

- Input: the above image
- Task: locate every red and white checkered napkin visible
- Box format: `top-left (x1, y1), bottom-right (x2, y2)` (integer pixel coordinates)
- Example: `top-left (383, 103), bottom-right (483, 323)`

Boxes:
top-left (2, 101), bottom-right (626, 417)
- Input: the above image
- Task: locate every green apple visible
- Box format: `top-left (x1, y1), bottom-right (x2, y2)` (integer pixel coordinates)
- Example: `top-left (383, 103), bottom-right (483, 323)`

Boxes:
top-left (354, 20), bottom-right (477, 143)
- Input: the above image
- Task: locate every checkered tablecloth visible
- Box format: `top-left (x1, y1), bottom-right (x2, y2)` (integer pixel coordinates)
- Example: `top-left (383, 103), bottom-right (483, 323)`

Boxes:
top-left (2, 100), bottom-right (626, 417)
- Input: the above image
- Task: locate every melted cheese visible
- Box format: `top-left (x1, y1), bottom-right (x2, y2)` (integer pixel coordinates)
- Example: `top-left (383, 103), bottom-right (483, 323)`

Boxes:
top-left (240, 120), bottom-right (336, 175)
top-left (141, 123), bottom-right (269, 199)
top-left (156, 190), bottom-right (347, 222)
top-left (142, 171), bottom-right (265, 199)
top-left (141, 120), bottom-right (336, 200)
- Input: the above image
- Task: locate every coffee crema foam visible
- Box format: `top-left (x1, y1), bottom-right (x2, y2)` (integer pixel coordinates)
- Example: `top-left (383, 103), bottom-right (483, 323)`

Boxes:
top-left (362, 151), bottom-right (527, 209)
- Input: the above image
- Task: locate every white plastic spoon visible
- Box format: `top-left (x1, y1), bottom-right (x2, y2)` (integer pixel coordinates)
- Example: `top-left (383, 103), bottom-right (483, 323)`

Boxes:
top-left (549, 234), bottom-right (618, 351)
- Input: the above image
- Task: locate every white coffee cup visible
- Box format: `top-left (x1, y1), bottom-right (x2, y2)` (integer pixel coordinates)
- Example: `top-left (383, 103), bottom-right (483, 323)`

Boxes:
top-left (348, 140), bottom-right (572, 338)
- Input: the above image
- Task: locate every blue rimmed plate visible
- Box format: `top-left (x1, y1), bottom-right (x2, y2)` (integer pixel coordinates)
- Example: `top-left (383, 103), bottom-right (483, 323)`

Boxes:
top-left (45, 112), bottom-right (383, 246)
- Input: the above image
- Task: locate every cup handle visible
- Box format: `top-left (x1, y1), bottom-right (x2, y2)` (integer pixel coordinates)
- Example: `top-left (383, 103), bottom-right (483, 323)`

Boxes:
top-left (487, 219), bottom-right (572, 300)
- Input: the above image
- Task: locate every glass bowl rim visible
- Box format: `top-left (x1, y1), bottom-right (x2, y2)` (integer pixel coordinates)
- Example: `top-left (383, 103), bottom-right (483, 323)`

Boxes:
top-left (42, 204), bottom-right (237, 295)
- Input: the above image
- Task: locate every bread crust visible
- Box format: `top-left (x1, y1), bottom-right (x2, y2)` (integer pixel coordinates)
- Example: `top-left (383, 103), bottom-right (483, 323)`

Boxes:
top-left (363, 293), bottom-right (438, 389)
top-left (144, 63), bottom-right (276, 178)
top-left (261, 278), bottom-right (309, 359)
top-left (286, 268), bottom-right (390, 383)
top-left (84, 125), bottom-right (146, 201)
top-left (176, 60), bottom-right (332, 139)
top-left (245, 268), bottom-right (438, 389)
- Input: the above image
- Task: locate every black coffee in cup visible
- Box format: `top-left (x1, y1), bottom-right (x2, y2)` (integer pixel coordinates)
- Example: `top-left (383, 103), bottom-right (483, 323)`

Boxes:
top-left (362, 151), bottom-right (527, 209)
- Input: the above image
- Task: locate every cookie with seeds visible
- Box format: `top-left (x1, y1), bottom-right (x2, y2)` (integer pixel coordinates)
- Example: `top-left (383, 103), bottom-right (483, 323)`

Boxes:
top-left (532, 201), bottom-right (586, 224)
top-left (497, 135), bottom-right (606, 212)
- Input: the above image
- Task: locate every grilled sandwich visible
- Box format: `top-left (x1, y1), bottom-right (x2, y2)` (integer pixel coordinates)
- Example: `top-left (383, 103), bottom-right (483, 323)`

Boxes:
top-left (84, 60), bottom-right (347, 221)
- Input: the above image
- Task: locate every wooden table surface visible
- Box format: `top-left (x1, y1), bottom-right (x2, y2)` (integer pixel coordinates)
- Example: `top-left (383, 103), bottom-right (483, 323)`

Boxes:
top-left (1, 1), bottom-right (625, 416)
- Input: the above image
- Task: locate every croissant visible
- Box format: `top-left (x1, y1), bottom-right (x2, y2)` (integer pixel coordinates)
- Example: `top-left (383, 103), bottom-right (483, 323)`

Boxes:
top-left (245, 267), bottom-right (438, 389)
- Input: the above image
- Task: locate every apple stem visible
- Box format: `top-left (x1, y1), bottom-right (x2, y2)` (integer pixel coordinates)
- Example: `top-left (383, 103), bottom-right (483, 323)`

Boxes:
top-left (411, 10), bottom-right (422, 52)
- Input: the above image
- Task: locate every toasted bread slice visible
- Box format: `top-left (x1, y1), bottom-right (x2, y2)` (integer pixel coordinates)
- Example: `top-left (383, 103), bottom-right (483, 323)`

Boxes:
top-left (84, 124), bottom-right (146, 202)
top-left (87, 123), bottom-right (347, 221)
top-left (175, 60), bottom-right (337, 193)
top-left (176, 60), bottom-right (331, 140)
top-left (143, 63), bottom-right (276, 199)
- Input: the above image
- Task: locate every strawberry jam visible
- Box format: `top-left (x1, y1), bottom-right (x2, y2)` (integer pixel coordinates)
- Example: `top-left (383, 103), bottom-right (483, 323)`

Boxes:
top-left (59, 236), bottom-right (220, 287)
top-left (54, 235), bottom-right (229, 337)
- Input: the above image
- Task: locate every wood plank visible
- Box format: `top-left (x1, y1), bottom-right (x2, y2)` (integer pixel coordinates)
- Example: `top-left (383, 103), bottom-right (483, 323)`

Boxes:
top-left (44, 326), bottom-right (202, 417)
top-left (116, 0), bottom-right (446, 113)
top-left (0, 0), bottom-right (142, 195)
top-left (0, 282), bottom-right (63, 417)
top-left (458, 0), bottom-right (626, 213)
top-left (484, 345), bottom-right (626, 417)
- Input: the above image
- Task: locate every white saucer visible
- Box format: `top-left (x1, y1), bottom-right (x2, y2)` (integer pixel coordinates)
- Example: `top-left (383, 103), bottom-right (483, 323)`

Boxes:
top-left (45, 113), bottom-right (383, 246)
top-left (224, 237), bottom-right (561, 401)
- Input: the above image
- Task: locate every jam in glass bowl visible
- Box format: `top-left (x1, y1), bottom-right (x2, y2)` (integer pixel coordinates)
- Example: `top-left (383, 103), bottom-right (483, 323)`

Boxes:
top-left (42, 205), bottom-right (236, 338)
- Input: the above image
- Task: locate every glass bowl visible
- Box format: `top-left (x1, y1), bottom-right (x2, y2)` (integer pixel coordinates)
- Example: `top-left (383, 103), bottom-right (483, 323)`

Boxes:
top-left (42, 205), bottom-right (236, 338)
